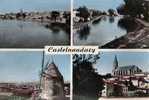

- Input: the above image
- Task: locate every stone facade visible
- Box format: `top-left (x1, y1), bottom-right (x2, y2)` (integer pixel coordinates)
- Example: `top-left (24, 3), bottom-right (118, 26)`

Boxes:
top-left (40, 62), bottom-right (65, 100)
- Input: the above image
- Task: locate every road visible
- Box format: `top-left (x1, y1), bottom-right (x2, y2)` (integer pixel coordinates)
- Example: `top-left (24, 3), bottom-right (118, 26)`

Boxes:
top-left (73, 15), bottom-right (104, 30)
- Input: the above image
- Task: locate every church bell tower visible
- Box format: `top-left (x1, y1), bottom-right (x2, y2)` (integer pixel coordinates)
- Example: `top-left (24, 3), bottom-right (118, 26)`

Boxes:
top-left (112, 55), bottom-right (118, 75)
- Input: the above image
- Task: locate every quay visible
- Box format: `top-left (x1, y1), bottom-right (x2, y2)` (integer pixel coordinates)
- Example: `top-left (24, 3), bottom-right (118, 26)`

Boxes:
top-left (102, 18), bottom-right (149, 48)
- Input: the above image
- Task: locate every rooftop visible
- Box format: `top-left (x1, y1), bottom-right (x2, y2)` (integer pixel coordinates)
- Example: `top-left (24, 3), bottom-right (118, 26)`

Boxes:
top-left (115, 65), bottom-right (141, 71)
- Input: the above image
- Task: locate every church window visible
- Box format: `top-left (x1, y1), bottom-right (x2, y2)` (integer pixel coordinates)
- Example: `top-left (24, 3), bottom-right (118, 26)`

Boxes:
top-left (118, 71), bottom-right (120, 75)
top-left (122, 70), bottom-right (124, 75)
top-left (117, 71), bottom-right (118, 75)
top-left (129, 69), bottom-right (132, 75)
top-left (121, 70), bottom-right (123, 75)
top-left (126, 70), bottom-right (127, 75)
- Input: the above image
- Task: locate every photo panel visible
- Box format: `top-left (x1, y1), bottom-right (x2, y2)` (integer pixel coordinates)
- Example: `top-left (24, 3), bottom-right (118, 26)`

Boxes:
top-left (1, 0), bottom-right (149, 100)
top-left (73, 0), bottom-right (149, 48)
top-left (73, 51), bottom-right (149, 100)
top-left (0, 0), bottom-right (71, 48)
top-left (0, 51), bottom-right (71, 100)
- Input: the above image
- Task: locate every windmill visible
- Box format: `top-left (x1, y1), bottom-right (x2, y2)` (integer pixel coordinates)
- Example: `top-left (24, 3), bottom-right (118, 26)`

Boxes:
top-left (39, 50), bottom-right (45, 92)
top-left (39, 53), bottom-right (65, 100)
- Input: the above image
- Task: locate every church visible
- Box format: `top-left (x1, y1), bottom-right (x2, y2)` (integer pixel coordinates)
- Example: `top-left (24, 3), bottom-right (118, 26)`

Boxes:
top-left (40, 61), bottom-right (65, 100)
top-left (112, 55), bottom-right (142, 76)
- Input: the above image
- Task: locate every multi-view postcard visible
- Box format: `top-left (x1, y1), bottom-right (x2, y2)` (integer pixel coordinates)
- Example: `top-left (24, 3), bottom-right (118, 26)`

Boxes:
top-left (73, 0), bottom-right (149, 48)
top-left (0, 51), bottom-right (70, 100)
top-left (0, 0), bottom-right (70, 48)
top-left (0, 0), bottom-right (149, 100)
top-left (73, 52), bottom-right (149, 100)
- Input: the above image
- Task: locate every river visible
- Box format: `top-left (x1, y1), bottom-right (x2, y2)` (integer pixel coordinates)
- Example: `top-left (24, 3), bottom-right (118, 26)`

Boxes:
top-left (74, 16), bottom-right (127, 46)
top-left (0, 20), bottom-right (70, 48)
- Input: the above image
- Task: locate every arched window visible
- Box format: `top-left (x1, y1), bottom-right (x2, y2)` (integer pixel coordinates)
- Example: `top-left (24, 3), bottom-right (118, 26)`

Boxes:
top-left (129, 69), bottom-right (132, 75)
top-left (126, 70), bottom-right (127, 75)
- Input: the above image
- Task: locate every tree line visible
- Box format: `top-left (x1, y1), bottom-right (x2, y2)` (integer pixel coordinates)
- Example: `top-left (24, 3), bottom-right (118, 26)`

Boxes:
top-left (117, 0), bottom-right (149, 21)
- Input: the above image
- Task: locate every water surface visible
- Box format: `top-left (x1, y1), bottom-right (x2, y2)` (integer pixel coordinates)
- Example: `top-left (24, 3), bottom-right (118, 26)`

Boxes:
top-left (0, 20), bottom-right (70, 48)
top-left (74, 16), bottom-right (127, 46)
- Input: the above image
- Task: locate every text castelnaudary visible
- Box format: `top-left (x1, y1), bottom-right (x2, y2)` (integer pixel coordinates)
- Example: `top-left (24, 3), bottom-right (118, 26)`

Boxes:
top-left (46, 46), bottom-right (98, 54)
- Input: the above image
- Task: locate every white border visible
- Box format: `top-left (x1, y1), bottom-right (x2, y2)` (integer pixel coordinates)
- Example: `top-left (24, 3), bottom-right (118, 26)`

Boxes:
top-left (71, 0), bottom-right (73, 46)
top-left (70, 54), bottom-right (73, 100)
top-left (70, 0), bottom-right (73, 99)
top-left (99, 49), bottom-right (149, 52)
top-left (0, 0), bottom-right (149, 100)
top-left (0, 49), bottom-right (43, 51)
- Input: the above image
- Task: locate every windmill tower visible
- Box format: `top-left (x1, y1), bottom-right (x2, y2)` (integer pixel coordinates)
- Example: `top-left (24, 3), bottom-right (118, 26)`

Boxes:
top-left (39, 54), bottom-right (65, 100)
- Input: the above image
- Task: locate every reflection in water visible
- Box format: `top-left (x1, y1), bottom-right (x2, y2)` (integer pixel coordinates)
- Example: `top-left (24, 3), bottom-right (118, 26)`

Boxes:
top-left (118, 17), bottom-right (138, 32)
top-left (102, 16), bottom-right (107, 21)
top-left (92, 17), bottom-right (102, 25)
top-left (45, 23), bottom-right (70, 34)
top-left (51, 28), bottom-right (60, 34)
top-left (78, 25), bottom-right (90, 40)
top-left (75, 16), bottom-right (137, 46)
top-left (17, 21), bottom-right (24, 31)
top-left (74, 16), bottom-right (130, 46)
top-left (109, 16), bottom-right (115, 23)
top-left (45, 24), bottom-right (60, 34)
top-left (0, 20), bottom-right (69, 48)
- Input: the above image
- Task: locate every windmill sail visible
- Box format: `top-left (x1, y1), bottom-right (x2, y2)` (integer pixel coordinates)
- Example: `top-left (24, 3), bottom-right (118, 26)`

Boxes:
top-left (39, 51), bottom-right (45, 91)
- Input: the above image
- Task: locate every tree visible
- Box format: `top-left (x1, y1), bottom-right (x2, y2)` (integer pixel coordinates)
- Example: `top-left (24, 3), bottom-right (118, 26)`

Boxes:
top-left (16, 13), bottom-right (21, 19)
top-left (108, 9), bottom-right (115, 16)
top-left (117, 4), bottom-right (127, 15)
top-left (63, 12), bottom-right (70, 25)
top-left (128, 77), bottom-right (136, 91)
top-left (102, 73), bottom-right (112, 79)
top-left (73, 54), bottom-right (104, 99)
top-left (79, 25), bottom-right (90, 40)
top-left (22, 13), bottom-right (26, 19)
top-left (77, 6), bottom-right (90, 22)
top-left (112, 85), bottom-right (123, 97)
top-left (16, 9), bottom-right (26, 20)
top-left (118, 16), bottom-right (137, 32)
top-left (51, 11), bottom-right (60, 22)
top-left (117, 0), bottom-right (144, 18)
top-left (92, 10), bottom-right (101, 17)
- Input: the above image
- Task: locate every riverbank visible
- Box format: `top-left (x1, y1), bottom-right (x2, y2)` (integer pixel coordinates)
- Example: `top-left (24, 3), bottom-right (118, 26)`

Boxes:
top-left (101, 17), bottom-right (149, 48)
top-left (73, 15), bottom-right (105, 31)
top-left (0, 11), bottom-right (68, 22)
top-left (0, 11), bottom-right (70, 33)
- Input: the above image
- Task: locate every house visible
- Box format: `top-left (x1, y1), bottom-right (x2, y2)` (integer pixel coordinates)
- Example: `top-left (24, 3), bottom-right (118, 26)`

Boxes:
top-left (73, 10), bottom-right (81, 23)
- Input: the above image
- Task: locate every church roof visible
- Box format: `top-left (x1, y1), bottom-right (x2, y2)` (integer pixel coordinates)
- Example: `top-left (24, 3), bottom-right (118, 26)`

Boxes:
top-left (115, 65), bottom-right (141, 71)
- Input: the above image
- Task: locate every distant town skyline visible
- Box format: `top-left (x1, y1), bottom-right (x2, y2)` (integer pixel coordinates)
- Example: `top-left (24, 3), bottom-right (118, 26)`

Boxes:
top-left (74, 0), bottom-right (124, 11)
top-left (96, 52), bottom-right (149, 75)
top-left (0, 51), bottom-right (70, 83)
top-left (0, 0), bottom-right (70, 14)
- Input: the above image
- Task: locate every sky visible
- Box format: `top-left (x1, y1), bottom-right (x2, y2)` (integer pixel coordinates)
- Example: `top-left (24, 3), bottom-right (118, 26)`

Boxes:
top-left (96, 52), bottom-right (149, 75)
top-left (74, 0), bottom-right (124, 11)
top-left (0, 0), bottom-right (70, 13)
top-left (0, 51), bottom-right (71, 83)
